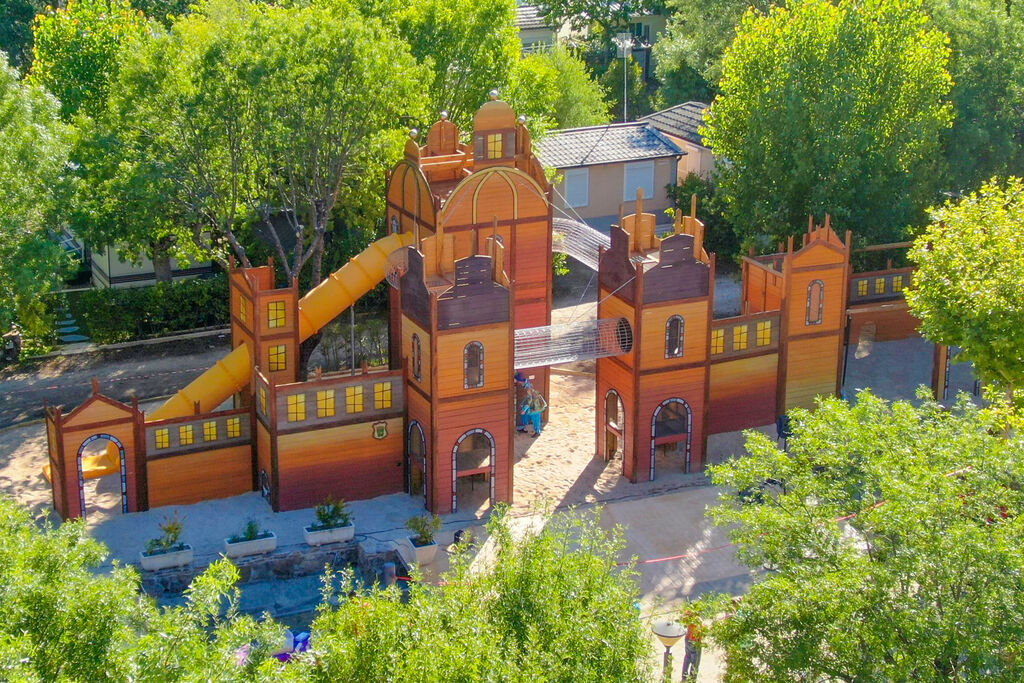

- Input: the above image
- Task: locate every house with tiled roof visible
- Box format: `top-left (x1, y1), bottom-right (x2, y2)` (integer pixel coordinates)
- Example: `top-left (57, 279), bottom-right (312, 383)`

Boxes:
top-left (516, 3), bottom-right (572, 53)
top-left (640, 101), bottom-right (716, 180)
top-left (536, 121), bottom-right (684, 231)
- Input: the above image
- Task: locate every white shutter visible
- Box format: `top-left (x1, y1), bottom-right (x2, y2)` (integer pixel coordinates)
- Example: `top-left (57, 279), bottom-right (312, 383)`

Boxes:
top-left (564, 167), bottom-right (590, 208)
top-left (623, 160), bottom-right (655, 202)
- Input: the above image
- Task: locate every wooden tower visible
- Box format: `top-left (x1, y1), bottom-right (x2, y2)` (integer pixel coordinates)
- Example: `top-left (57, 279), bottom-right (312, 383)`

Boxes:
top-left (596, 194), bottom-right (714, 482)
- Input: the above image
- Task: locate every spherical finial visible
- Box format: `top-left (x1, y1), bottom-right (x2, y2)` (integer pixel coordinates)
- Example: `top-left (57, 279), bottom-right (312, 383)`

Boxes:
top-left (517, 114), bottom-right (527, 124)
top-left (409, 128), bottom-right (419, 139)
top-left (440, 110), bottom-right (449, 120)
top-left (489, 89), bottom-right (500, 101)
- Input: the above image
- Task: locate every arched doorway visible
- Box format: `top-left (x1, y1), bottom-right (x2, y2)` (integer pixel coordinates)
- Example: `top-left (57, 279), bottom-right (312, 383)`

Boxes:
top-left (76, 434), bottom-right (128, 520)
top-left (407, 421), bottom-right (427, 506)
top-left (650, 398), bottom-right (692, 479)
top-left (604, 390), bottom-right (625, 461)
top-left (452, 429), bottom-right (495, 515)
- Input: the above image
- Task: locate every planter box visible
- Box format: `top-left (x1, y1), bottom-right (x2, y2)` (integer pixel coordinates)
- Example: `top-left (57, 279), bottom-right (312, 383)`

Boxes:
top-left (224, 533), bottom-right (277, 559)
top-left (139, 545), bottom-right (193, 571)
top-left (304, 523), bottom-right (354, 547)
top-left (411, 539), bottom-right (438, 566)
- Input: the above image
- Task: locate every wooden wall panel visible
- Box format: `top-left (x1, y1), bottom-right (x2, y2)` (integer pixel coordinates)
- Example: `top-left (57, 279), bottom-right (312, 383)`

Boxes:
top-left (147, 446), bottom-right (252, 507)
top-left (435, 324), bottom-right (511, 399)
top-left (640, 301), bottom-right (708, 369)
top-left (848, 303), bottom-right (920, 342)
top-left (403, 317), bottom-right (432, 392)
top-left (784, 336), bottom-right (841, 410)
top-left (63, 400), bottom-right (130, 428)
top-left (597, 292), bottom-right (636, 368)
top-left (433, 393), bottom-right (512, 513)
top-left (636, 366), bottom-right (707, 477)
top-left (256, 421), bottom-right (272, 484)
top-left (709, 354), bottom-right (778, 434)
top-left (792, 242), bottom-right (846, 269)
top-left (276, 418), bottom-right (404, 510)
top-left (786, 268), bottom-right (847, 335)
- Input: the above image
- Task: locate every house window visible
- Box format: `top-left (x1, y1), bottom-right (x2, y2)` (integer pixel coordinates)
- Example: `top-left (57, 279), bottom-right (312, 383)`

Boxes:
top-left (239, 298), bottom-right (248, 324)
top-left (374, 382), bottom-right (392, 409)
top-left (464, 342), bottom-right (484, 388)
top-left (487, 133), bottom-right (503, 159)
top-left (857, 279), bottom-right (868, 296)
top-left (710, 328), bottom-right (724, 354)
top-left (154, 428), bottom-right (169, 449)
top-left (179, 424), bottom-right (194, 446)
top-left (565, 167), bottom-right (590, 208)
top-left (269, 344), bottom-right (287, 371)
top-left (203, 421), bottom-right (217, 442)
top-left (287, 394), bottom-right (306, 422)
top-left (806, 280), bottom-right (824, 325)
top-left (733, 325), bottom-right (748, 351)
top-left (874, 278), bottom-right (886, 294)
top-left (316, 389), bottom-right (335, 418)
top-left (268, 301), bottom-right (285, 328)
top-left (756, 320), bottom-right (772, 346)
top-left (259, 386), bottom-right (267, 413)
top-left (892, 275), bottom-right (903, 292)
top-left (665, 315), bottom-right (684, 358)
top-left (346, 385), bottom-right (364, 413)
top-left (411, 334), bottom-right (422, 381)
top-left (623, 160), bottom-right (655, 201)
top-left (226, 417), bottom-right (241, 438)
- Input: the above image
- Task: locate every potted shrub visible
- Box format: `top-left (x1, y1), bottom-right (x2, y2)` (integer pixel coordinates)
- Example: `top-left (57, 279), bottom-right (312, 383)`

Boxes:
top-left (405, 513), bottom-right (442, 566)
top-left (224, 519), bottom-right (277, 558)
top-left (139, 512), bottom-right (192, 571)
top-left (303, 497), bottom-right (354, 546)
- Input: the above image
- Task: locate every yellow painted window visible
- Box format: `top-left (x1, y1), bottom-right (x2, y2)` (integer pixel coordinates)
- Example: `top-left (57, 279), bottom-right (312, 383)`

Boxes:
top-left (733, 325), bottom-right (748, 351)
top-left (487, 133), bottom-right (503, 159)
top-left (857, 279), bottom-right (868, 296)
top-left (317, 389), bottom-right (335, 418)
top-left (711, 328), bottom-right (724, 354)
top-left (892, 275), bottom-right (903, 292)
top-left (874, 278), bottom-right (886, 294)
top-left (155, 428), bottom-right (169, 449)
top-left (287, 394), bottom-right (306, 422)
top-left (259, 386), bottom-right (267, 414)
top-left (227, 417), bottom-right (241, 438)
top-left (374, 382), bottom-right (392, 409)
top-left (239, 298), bottom-right (248, 324)
top-left (756, 320), bottom-right (772, 346)
top-left (179, 424), bottom-right (194, 446)
top-left (346, 385), bottom-right (364, 413)
top-left (269, 344), bottom-right (287, 372)
top-left (203, 420), bottom-right (217, 442)
top-left (268, 300), bottom-right (285, 328)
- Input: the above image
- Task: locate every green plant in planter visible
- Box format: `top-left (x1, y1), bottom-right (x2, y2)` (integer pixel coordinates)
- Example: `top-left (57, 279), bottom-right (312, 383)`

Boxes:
top-left (406, 513), bottom-right (442, 547)
top-left (228, 519), bottom-right (267, 544)
top-left (144, 512), bottom-right (185, 555)
top-left (312, 497), bottom-right (352, 531)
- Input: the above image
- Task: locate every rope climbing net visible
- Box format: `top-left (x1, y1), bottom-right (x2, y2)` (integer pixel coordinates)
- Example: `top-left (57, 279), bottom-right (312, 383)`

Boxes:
top-left (514, 317), bottom-right (633, 369)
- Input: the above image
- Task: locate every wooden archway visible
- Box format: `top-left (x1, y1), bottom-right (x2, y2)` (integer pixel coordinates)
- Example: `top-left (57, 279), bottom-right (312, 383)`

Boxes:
top-left (650, 398), bottom-right (693, 479)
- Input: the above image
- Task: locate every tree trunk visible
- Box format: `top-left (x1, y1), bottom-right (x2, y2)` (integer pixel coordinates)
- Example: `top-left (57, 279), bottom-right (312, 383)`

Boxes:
top-left (152, 244), bottom-right (173, 283)
top-left (298, 331), bottom-right (322, 381)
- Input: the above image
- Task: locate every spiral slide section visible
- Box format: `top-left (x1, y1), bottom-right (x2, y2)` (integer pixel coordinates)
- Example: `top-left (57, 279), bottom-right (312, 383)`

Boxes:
top-left (147, 232), bottom-right (415, 423)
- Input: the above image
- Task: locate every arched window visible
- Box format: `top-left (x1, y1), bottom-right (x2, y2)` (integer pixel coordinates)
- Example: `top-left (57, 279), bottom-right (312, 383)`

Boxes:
top-left (806, 280), bottom-right (824, 326)
top-left (411, 334), bottom-right (422, 381)
top-left (464, 341), bottom-right (484, 388)
top-left (665, 315), bottom-right (684, 358)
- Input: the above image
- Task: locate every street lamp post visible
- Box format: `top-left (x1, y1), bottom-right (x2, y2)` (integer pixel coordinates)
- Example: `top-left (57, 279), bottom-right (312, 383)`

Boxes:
top-left (615, 32), bottom-right (632, 122)
top-left (652, 619), bottom-right (687, 680)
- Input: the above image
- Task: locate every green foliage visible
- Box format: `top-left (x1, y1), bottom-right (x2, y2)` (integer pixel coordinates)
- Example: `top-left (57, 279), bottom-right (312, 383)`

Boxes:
top-left (599, 55), bottom-right (652, 121)
top-left (907, 177), bottom-right (1024, 404)
top-left (228, 519), bottom-right (266, 544)
top-left (650, 31), bottom-right (714, 109)
top-left (552, 251), bottom-right (570, 277)
top-left (535, 0), bottom-right (658, 43)
top-left (696, 390), bottom-right (1024, 680)
top-left (668, 172), bottom-right (739, 260)
top-left (405, 513), bottom-right (442, 546)
top-left (28, 0), bottom-right (147, 121)
top-left (0, 54), bottom-right (72, 337)
top-left (703, 0), bottom-right (953, 246)
top-left (0, 0), bottom-right (47, 71)
top-left (69, 274), bottom-right (229, 344)
top-left (313, 497), bottom-right (352, 530)
top-left (144, 511), bottom-right (185, 555)
top-left (510, 44), bottom-right (610, 133)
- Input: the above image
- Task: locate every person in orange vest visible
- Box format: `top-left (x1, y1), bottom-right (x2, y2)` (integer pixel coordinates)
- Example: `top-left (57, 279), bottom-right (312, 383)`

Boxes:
top-left (680, 611), bottom-right (704, 681)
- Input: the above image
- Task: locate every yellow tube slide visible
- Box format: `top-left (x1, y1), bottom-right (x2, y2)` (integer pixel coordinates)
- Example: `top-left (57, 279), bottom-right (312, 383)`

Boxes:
top-left (146, 232), bottom-right (413, 422)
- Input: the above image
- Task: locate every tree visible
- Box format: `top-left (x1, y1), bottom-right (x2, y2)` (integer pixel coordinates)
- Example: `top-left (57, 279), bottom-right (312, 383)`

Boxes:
top-left (535, 0), bottom-right (659, 45)
top-left (508, 44), bottom-right (611, 134)
top-left (702, 0), bottom-right (953, 246)
top-left (599, 55), bottom-right (651, 122)
top-left (0, 0), bottom-right (47, 72)
top-left (28, 0), bottom-right (147, 121)
top-left (0, 53), bottom-right (71, 339)
top-left (907, 178), bottom-right (1024, 406)
top-left (696, 390), bottom-right (1024, 680)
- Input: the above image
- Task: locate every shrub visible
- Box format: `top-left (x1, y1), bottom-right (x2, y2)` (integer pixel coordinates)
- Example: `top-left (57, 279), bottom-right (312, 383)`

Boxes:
top-left (405, 513), bottom-right (442, 547)
top-left (312, 497), bottom-right (352, 530)
top-left (144, 512), bottom-right (185, 555)
top-left (227, 519), bottom-right (268, 544)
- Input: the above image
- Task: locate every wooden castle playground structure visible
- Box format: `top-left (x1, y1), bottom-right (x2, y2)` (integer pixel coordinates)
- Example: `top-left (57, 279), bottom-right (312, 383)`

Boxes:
top-left (44, 94), bottom-right (938, 520)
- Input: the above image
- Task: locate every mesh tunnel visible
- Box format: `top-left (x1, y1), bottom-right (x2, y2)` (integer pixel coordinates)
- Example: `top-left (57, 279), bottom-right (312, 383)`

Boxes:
top-left (514, 317), bottom-right (633, 369)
